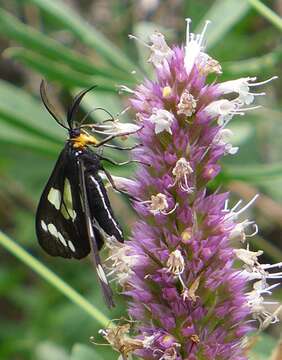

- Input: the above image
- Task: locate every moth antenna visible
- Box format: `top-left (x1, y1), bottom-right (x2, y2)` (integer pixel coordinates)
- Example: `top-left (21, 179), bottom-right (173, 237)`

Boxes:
top-left (67, 85), bottom-right (97, 128)
top-left (80, 107), bottom-right (115, 126)
top-left (40, 80), bottom-right (69, 130)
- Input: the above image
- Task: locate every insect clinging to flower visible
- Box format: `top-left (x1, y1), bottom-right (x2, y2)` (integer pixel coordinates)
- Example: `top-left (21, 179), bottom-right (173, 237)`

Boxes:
top-left (36, 80), bottom-right (141, 307)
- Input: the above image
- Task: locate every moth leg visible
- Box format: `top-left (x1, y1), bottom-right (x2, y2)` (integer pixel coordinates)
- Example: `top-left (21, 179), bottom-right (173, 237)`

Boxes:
top-left (100, 156), bottom-right (150, 167)
top-left (94, 125), bottom-right (143, 147)
top-left (103, 143), bottom-right (142, 151)
top-left (102, 168), bottom-right (139, 202)
top-left (94, 133), bottom-right (127, 147)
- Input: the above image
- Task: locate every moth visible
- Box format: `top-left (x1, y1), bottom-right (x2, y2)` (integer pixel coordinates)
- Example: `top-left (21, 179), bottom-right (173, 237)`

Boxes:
top-left (36, 80), bottom-right (139, 307)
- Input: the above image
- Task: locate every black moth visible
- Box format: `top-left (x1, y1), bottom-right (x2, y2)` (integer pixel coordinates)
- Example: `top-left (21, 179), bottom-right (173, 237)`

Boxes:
top-left (36, 80), bottom-right (136, 308)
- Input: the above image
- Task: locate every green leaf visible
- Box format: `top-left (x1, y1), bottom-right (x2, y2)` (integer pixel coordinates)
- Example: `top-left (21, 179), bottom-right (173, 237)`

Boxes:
top-left (0, 107), bottom-right (62, 147)
top-left (249, 333), bottom-right (277, 359)
top-left (24, 0), bottom-right (139, 74)
top-left (248, 0), bottom-right (282, 32)
top-left (0, 79), bottom-right (63, 155)
top-left (223, 46), bottom-right (282, 75)
top-left (0, 120), bottom-right (60, 156)
top-left (196, 0), bottom-right (250, 49)
top-left (224, 162), bottom-right (282, 183)
top-left (6, 48), bottom-right (122, 92)
top-left (0, 230), bottom-right (110, 326)
top-left (78, 91), bottom-right (127, 122)
top-left (34, 341), bottom-right (69, 360)
top-left (0, 9), bottom-right (125, 80)
top-left (71, 344), bottom-right (105, 360)
top-left (0, 79), bottom-right (63, 144)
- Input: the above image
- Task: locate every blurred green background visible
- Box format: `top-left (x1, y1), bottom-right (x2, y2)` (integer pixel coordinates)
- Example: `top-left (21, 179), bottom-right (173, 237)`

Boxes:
top-left (0, 0), bottom-right (281, 359)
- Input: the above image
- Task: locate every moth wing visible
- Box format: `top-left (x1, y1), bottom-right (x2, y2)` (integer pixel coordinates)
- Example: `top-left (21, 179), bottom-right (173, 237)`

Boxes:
top-left (36, 146), bottom-right (90, 259)
top-left (78, 159), bottom-right (115, 308)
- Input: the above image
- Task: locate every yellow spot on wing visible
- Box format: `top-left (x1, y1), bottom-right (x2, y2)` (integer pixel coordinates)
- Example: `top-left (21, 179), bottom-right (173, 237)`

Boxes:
top-left (47, 188), bottom-right (61, 210)
top-left (61, 178), bottom-right (76, 221)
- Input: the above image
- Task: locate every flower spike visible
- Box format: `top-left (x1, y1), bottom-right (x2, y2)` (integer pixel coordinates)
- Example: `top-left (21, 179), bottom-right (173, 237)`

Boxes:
top-left (103, 19), bottom-right (280, 360)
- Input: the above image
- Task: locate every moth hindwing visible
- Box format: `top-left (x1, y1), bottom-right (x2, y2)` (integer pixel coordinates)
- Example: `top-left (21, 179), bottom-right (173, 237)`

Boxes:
top-left (36, 80), bottom-right (132, 308)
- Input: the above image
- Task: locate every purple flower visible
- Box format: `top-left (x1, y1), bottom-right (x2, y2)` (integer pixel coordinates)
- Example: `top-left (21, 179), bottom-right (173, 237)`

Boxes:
top-left (100, 19), bottom-right (281, 360)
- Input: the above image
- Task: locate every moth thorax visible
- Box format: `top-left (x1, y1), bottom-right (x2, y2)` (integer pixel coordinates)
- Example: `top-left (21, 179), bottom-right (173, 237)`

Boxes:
top-left (71, 133), bottom-right (98, 149)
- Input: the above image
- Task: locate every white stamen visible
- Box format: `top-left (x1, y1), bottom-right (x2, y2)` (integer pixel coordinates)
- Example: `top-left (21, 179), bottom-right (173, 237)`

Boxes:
top-left (217, 76), bottom-right (277, 105)
top-left (184, 18), bottom-right (211, 76)
top-left (246, 278), bottom-right (282, 329)
top-left (249, 91), bottom-right (266, 96)
top-left (249, 76), bottom-right (278, 87)
top-left (230, 220), bottom-right (258, 242)
top-left (185, 18), bottom-right (191, 46)
top-left (261, 262), bottom-right (282, 270)
top-left (199, 20), bottom-right (211, 46)
top-left (203, 99), bottom-right (253, 126)
top-left (234, 194), bottom-right (259, 218)
top-left (223, 199), bottom-right (229, 212)
top-left (237, 105), bottom-right (262, 112)
top-left (230, 199), bottom-right (243, 213)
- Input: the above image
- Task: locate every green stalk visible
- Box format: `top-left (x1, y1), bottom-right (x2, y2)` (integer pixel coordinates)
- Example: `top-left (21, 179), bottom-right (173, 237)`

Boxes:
top-left (248, 0), bottom-right (282, 31)
top-left (0, 230), bottom-right (109, 327)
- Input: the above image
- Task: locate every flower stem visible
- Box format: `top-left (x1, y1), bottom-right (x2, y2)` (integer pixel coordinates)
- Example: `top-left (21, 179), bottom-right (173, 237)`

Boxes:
top-left (248, 0), bottom-right (282, 31)
top-left (0, 230), bottom-right (110, 327)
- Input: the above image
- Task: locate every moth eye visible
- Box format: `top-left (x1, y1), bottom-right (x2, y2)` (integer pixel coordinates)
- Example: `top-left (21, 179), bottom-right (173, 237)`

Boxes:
top-left (47, 188), bottom-right (61, 210)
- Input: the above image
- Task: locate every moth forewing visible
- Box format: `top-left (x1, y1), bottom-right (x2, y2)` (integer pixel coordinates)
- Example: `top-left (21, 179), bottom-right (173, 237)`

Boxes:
top-left (36, 145), bottom-right (91, 259)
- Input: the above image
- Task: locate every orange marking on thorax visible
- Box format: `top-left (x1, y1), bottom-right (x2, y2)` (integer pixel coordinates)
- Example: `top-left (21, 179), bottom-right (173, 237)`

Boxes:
top-left (72, 133), bottom-right (98, 149)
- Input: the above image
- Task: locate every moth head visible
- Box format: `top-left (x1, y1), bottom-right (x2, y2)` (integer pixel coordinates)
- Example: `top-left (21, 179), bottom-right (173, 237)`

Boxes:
top-left (69, 128), bottom-right (81, 138)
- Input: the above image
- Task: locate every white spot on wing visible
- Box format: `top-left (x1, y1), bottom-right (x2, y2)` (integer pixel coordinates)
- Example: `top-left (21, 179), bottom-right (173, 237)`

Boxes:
top-left (68, 240), bottom-right (76, 252)
top-left (47, 188), bottom-right (61, 210)
top-left (41, 220), bottom-right (48, 232)
top-left (88, 218), bottom-right (94, 237)
top-left (90, 176), bottom-right (123, 237)
top-left (48, 223), bottom-right (58, 238)
top-left (97, 264), bottom-right (108, 284)
top-left (57, 232), bottom-right (67, 247)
